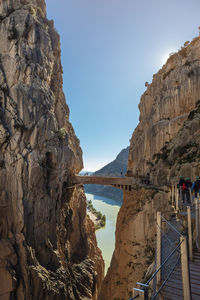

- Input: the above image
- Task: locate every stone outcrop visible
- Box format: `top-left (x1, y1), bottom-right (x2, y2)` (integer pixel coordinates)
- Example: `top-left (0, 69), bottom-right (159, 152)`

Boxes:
top-left (100, 36), bottom-right (200, 299)
top-left (0, 1), bottom-right (104, 299)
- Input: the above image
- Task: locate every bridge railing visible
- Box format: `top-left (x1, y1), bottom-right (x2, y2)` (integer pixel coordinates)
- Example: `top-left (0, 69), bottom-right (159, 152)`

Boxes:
top-left (131, 211), bottom-right (191, 300)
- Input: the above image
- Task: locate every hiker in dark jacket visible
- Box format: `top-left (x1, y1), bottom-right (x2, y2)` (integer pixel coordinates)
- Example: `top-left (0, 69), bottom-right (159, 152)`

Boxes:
top-left (178, 176), bottom-right (186, 188)
top-left (178, 176), bottom-right (186, 202)
top-left (185, 177), bottom-right (192, 203)
top-left (191, 176), bottom-right (200, 197)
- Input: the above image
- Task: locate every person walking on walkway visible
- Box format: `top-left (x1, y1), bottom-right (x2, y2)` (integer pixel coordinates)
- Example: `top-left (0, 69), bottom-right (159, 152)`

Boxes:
top-left (191, 176), bottom-right (200, 197)
top-left (186, 177), bottom-right (192, 203)
top-left (178, 176), bottom-right (186, 202)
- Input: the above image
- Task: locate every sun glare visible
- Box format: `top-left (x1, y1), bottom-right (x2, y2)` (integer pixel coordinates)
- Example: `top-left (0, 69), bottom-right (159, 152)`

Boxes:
top-left (160, 49), bottom-right (177, 67)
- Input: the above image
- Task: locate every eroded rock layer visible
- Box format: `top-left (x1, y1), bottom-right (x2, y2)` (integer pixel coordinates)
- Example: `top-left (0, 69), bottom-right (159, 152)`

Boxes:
top-left (0, 1), bottom-right (104, 299)
top-left (100, 37), bottom-right (200, 299)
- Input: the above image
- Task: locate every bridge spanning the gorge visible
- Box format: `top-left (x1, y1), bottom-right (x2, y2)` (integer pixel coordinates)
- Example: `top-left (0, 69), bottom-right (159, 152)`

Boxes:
top-left (71, 175), bottom-right (140, 191)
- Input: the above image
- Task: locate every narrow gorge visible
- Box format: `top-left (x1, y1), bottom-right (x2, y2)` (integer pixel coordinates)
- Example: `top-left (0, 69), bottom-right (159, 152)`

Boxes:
top-left (1, 1), bottom-right (200, 300)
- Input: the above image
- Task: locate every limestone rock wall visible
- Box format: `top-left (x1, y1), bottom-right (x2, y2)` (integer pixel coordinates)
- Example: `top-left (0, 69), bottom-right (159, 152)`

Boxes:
top-left (151, 101), bottom-right (200, 185)
top-left (128, 36), bottom-right (200, 183)
top-left (99, 188), bottom-right (171, 300)
top-left (0, 1), bottom-right (104, 299)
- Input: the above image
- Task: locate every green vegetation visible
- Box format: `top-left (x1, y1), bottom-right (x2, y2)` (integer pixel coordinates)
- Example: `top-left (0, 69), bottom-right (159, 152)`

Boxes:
top-left (87, 200), bottom-right (106, 230)
top-left (144, 244), bottom-right (155, 265)
top-left (37, 6), bottom-right (45, 18)
top-left (153, 145), bottom-right (170, 163)
top-left (29, 6), bottom-right (37, 17)
top-left (29, 5), bottom-right (45, 18)
top-left (59, 127), bottom-right (67, 139)
top-left (188, 101), bottom-right (200, 120)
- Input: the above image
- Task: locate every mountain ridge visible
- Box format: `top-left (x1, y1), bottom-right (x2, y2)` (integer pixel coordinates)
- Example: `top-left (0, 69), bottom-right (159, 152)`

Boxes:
top-left (84, 146), bottom-right (129, 202)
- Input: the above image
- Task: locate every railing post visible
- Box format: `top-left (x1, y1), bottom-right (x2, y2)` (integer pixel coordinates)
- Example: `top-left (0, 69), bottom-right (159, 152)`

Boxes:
top-left (180, 236), bottom-right (191, 300)
top-left (187, 206), bottom-right (193, 260)
top-left (176, 186), bottom-right (179, 212)
top-left (172, 184), bottom-right (176, 209)
top-left (195, 198), bottom-right (199, 249)
top-left (180, 186), bottom-right (183, 203)
top-left (133, 288), bottom-right (147, 300)
top-left (189, 187), bottom-right (192, 204)
top-left (156, 212), bottom-right (162, 285)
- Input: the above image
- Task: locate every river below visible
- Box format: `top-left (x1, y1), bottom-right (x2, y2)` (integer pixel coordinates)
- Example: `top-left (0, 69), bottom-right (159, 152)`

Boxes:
top-left (85, 193), bottom-right (121, 274)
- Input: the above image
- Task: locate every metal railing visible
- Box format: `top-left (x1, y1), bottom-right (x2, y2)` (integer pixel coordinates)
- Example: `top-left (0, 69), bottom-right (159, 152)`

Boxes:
top-left (132, 214), bottom-right (185, 299)
top-left (131, 185), bottom-right (200, 300)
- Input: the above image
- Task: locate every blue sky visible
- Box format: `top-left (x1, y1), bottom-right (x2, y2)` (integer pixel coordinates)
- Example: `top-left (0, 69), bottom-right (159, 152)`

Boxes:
top-left (46, 0), bottom-right (200, 171)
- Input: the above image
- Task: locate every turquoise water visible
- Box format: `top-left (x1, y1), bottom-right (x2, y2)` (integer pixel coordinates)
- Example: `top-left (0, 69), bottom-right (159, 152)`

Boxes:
top-left (85, 193), bottom-right (121, 273)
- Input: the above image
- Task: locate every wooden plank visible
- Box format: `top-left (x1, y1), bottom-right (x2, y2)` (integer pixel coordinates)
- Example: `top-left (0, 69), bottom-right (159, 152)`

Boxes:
top-left (190, 268), bottom-right (200, 274)
top-left (163, 288), bottom-right (183, 297)
top-left (162, 294), bottom-right (182, 300)
top-left (187, 278), bottom-right (200, 285)
top-left (164, 278), bottom-right (182, 285)
top-left (191, 287), bottom-right (200, 294)
top-left (190, 264), bottom-right (200, 269)
top-left (164, 283), bottom-right (183, 293)
top-left (163, 293), bottom-right (182, 300)
top-left (191, 258), bottom-right (200, 262)
top-left (189, 269), bottom-right (200, 275)
top-left (191, 288), bottom-right (200, 294)
top-left (190, 272), bottom-right (200, 277)
top-left (190, 295), bottom-right (200, 300)
top-left (191, 291), bottom-right (200, 298)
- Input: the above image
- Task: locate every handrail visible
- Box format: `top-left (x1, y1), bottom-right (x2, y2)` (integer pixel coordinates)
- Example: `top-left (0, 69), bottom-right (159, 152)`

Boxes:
top-left (128, 295), bottom-right (139, 300)
top-left (151, 255), bottom-right (181, 300)
top-left (161, 215), bottom-right (183, 237)
top-left (146, 240), bottom-right (183, 285)
top-left (132, 198), bottom-right (194, 300)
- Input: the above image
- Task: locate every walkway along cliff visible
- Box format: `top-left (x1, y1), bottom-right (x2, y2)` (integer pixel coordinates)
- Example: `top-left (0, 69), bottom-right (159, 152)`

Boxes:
top-left (99, 36), bottom-right (200, 299)
top-left (0, 1), bottom-right (104, 299)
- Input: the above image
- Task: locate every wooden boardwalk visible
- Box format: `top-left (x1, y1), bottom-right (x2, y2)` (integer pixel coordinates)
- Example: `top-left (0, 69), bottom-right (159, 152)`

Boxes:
top-left (162, 251), bottom-right (200, 300)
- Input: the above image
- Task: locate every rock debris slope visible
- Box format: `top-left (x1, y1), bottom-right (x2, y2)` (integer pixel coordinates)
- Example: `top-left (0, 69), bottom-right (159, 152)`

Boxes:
top-left (100, 36), bottom-right (200, 299)
top-left (0, 1), bottom-right (104, 299)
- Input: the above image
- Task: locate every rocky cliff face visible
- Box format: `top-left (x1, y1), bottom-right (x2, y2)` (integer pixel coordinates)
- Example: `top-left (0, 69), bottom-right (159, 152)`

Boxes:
top-left (100, 36), bottom-right (200, 299)
top-left (0, 1), bottom-right (104, 299)
top-left (128, 36), bottom-right (200, 184)
top-left (84, 147), bottom-right (129, 202)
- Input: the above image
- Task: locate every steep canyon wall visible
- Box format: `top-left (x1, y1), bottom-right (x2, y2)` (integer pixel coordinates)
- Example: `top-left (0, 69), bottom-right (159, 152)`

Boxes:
top-left (100, 36), bottom-right (200, 299)
top-left (128, 36), bottom-right (200, 184)
top-left (0, 1), bottom-right (104, 299)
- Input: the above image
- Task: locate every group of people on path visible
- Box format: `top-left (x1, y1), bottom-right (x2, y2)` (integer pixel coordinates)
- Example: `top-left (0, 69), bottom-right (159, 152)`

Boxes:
top-left (178, 176), bottom-right (200, 204)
